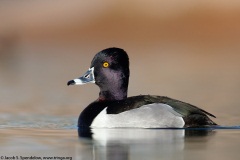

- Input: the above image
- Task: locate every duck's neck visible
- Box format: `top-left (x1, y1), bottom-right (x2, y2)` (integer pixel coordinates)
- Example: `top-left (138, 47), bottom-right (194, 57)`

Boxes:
top-left (98, 88), bottom-right (127, 101)
top-left (98, 79), bottom-right (128, 101)
top-left (97, 67), bottom-right (129, 101)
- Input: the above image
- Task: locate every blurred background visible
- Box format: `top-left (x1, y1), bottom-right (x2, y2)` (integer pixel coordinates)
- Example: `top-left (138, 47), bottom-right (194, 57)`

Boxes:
top-left (1, 0), bottom-right (240, 126)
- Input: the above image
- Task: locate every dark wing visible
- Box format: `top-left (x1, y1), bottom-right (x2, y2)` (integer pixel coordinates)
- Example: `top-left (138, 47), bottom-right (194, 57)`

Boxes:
top-left (107, 95), bottom-right (217, 127)
top-left (150, 96), bottom-right (217, 127)
top-left (153, 96), bottom-right (216, 118)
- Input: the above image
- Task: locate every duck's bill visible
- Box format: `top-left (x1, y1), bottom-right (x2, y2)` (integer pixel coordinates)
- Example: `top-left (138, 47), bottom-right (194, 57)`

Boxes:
top-left (67, 67), bottom-right (95, 86)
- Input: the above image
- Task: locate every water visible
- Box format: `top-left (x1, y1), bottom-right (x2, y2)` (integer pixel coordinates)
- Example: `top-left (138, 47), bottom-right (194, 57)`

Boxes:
top-left (1, 121), bottom-right (240, 160)
top-left (79, 127), bottom-right (240, 160)
top-left (0, 109), bottom-right (240, 160)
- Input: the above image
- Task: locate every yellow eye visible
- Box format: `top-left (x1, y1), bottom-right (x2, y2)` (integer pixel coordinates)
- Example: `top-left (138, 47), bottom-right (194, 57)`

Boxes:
top-left (103, 62), bottom-right (109, 68)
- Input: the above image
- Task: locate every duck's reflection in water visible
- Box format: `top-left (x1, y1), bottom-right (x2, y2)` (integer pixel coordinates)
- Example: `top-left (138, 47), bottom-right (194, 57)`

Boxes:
top-left (78, 128), bottom-right (215, 160)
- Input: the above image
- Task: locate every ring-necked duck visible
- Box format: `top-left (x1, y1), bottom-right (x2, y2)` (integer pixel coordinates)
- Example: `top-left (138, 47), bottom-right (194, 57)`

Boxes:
top-left (67, 47), bottom-right (217, 128)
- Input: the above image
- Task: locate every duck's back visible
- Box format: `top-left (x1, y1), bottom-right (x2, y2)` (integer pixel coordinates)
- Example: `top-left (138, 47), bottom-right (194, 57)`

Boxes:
top-left (78, 95), bottom-right (217, 128)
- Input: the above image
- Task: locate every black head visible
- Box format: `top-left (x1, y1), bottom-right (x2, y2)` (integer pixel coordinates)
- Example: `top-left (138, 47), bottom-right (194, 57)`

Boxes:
top-left (68, 47), bottom-right (130, 101)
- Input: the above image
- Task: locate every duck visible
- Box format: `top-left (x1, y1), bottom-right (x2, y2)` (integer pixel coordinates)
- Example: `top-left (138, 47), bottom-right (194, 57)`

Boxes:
top-left (67, 47), bottom-right (217, 128)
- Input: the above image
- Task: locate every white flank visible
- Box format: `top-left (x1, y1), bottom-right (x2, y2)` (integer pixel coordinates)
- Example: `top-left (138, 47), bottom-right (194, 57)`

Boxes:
top-left (91, 103), bottom-right (185, 128)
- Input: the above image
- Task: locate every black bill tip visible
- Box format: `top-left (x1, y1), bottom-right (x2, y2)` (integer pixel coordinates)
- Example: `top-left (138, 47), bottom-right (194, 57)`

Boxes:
top-left (67, 80), bottom-right (75, 86)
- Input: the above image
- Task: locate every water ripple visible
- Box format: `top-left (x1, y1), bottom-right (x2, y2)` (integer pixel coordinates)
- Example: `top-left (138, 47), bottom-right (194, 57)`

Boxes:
top-left (0, 113), bottom-right (77, 129)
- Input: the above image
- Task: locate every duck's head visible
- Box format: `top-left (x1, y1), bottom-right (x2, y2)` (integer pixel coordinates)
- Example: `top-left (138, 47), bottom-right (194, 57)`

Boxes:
top-left (67, 47), bottom-right (130, 101)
